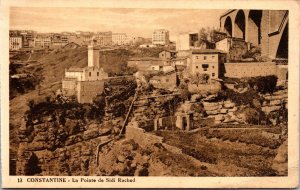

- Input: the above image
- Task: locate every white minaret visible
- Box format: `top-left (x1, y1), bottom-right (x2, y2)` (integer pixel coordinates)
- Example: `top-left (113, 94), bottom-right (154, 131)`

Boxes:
top-left (88, 38), bottom-right (100, 68)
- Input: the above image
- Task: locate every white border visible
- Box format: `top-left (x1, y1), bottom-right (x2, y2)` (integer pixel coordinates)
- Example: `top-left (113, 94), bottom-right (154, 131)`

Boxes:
top-left (1, 0), bottom-right (299, 188)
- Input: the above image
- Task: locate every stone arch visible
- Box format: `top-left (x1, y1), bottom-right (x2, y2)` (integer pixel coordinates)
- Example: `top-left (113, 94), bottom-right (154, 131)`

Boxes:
top-left (224, 16), bottom-right (233, 37)
top-left (276, 22), bottom-right (288, 59)
top-left (248, 10), bottom-right (262, 46)
top-left (234, 10), bottom-right (246, 39)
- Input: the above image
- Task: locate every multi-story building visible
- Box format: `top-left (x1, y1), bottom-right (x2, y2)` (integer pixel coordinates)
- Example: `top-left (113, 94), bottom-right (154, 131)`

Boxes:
top-left (19, 30), bottom-right (36, 48)
top-left (176, 32), bottom-right (199, 51)
top-left (152, 29), bottom-right (170, 45)
top-left (94, 31), bottom-right (112, 47)
top-left (9, 30), bottom-right (36, 49)
top-left (34, 34), bottom-right (52, 48)
top-left (189, 49), bottom-right (227, 80)
top-left (9, 36), bottom-right (23, 50)
top-left (112, 33), bottom-right (128, 45)
top-left (51, 34), bottom-right (69, 48)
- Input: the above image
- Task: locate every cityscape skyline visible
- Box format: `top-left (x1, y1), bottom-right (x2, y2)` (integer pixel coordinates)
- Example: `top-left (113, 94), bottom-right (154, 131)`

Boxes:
top-left (10, 7), bottom-right (224, 40)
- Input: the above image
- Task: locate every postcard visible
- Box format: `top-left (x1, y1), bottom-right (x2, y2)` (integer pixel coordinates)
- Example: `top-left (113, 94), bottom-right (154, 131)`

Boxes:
top-left (1, 0), bottom-right (299, 188)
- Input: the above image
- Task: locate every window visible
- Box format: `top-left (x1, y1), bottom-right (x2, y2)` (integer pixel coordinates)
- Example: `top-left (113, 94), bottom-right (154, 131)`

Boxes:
top-left (97, 72), bottom-right (99, 76)
top-left (212, 66), bottom-right (215, 69)
top-left (196, 66), bottom-right (198, 69)
top-left (204, 56), bottom-right (207, 60)
top-left (202, 64), bottom-right (209, 71)
top-left (202, 64), bottom-right (209, 69)
top-left (212, 73), bottom-right (215, 77)
top-left (89, 72), bottom-right (91, 77)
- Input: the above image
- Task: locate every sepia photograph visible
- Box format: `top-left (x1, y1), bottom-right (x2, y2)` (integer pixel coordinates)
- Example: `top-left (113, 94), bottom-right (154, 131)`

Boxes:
top-left (1, 0), bottom-right (299, 188)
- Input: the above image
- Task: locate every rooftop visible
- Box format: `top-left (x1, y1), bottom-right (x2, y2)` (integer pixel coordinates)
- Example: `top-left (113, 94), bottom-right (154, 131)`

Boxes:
top-left (128, 57), bottom-right (163, 61)
top-left (191, 49), bottom-right (227, 54)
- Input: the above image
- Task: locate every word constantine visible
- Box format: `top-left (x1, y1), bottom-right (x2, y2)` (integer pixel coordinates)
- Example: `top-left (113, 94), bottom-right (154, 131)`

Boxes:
top-left (25, 177), bottom-right (136, 183)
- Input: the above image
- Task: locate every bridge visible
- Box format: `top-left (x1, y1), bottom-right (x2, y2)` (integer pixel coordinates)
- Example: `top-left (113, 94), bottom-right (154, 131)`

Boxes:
top-left (219, 9), bottom-right (288, 59)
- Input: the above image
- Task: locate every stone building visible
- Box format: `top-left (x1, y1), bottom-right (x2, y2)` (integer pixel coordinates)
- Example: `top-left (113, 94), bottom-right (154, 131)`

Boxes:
top-left (62, 40), bottom-right (108, 103)
top-left (112, 33), bottom-right (128, 45)
top-left (219, 9), bottom-right (288, 59)
top-left (189, 49), bottom-right (227, 80)
top-left (9, 36), bottom-right (22, 50)
top-left (127, 57), bottom-right (172, 71)
top-left (152, 29), bottom-right (170, 45)
top-left (94, 31), bottom-right (112, 47)
top-left (176, 32), bottom-right (199, 51)
top-left (34, 34), bottom-right (52, 48)
top-left (159, 50), bottom-right (177, 59)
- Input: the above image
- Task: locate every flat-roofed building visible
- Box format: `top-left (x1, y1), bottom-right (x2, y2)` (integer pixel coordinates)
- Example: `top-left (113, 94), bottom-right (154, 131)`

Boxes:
top-left (94, 31), bottom-right (112, 47)
top-left (152, 29), bottom-right (170, 45)
top-left (9, 36), bottom-right (23, 50)
top-left (189, 49), bottom-right (227, 80)
top-left (34, 34), bottom-right (52, 48)
top-left (112, 33), bottom-right (128, 45)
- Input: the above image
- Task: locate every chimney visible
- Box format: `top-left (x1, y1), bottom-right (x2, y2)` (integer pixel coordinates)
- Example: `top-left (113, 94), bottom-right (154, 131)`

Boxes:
top-left (88, 39), bottom-right (100, 68)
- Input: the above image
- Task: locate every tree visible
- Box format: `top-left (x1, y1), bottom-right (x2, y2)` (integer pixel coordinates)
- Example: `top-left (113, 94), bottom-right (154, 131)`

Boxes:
top-left (179, 86), bottom-right (191, 102)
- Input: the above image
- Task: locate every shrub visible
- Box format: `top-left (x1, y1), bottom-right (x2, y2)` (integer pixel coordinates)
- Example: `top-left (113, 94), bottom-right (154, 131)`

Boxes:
top-left (217, 88), bottom-right (261, 106)
top-left (248, 75), bottom-right (278, 94)
top-left (242, 47), bottom-right (261, 59)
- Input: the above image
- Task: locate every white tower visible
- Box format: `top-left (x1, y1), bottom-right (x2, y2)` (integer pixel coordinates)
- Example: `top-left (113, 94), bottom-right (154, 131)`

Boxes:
top-left (88, 38), bottom-right (100, 68)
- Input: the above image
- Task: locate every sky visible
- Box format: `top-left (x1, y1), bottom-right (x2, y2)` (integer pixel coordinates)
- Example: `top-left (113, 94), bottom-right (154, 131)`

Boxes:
top-left (10, 7), bottom-right (226, 40)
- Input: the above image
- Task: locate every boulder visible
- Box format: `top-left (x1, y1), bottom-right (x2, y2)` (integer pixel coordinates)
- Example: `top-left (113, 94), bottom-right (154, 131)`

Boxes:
top-left (215, 114), bottom-right (225, 121)
top-left (206, 110), bottom-right (219, 115)
top-left (204, 105), bottom-right (219, 111)
top-left (228, 107), bottom-right (238, 112)
top-left (191, 94), bottom-right (202, 102)
top-left (203, 94), bottom-right (218, 101)
top-left (202, 102), bottom-right (219, 107)
top-left (224, 101), bottom-right (235, 108)
top-left (262, 106), bottom-right (281, 114)
top-left (117, 155), bottom-right (126, 163)
top-left (269, 100), bottom-right (281, 106)
top-left (220, 109), bottom-right (228, 114)
top-left (272, 141), bottom-right (288, 175)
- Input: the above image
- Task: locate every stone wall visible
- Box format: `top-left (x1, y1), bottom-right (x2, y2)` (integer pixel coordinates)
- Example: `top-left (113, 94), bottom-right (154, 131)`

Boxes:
top-left (62, 79), bottom-right (77, 96)
top-left (261, 89), bottom-right (288, 115)
top-left (77, 80), bottom-right (105, 104)
top-left (222, 62), bottom-right (287, 80)
top-left (125, 121), bottom-right (163, 148)
top-left (202, 99), bottom-right (240, 124)
top-left (188, 82), bottom-right (222, 94)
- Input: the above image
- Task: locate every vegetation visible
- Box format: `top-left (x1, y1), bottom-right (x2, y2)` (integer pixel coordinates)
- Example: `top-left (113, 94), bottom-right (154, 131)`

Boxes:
top-left (247, 75), bottom-right (278, 94)
top-left (190, 73), bottom-right (210, 84)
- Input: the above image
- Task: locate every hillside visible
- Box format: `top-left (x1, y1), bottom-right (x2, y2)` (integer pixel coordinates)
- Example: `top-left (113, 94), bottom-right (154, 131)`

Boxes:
top-left (9, 46), bottom-right (168, 162)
